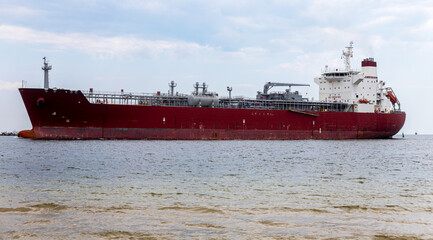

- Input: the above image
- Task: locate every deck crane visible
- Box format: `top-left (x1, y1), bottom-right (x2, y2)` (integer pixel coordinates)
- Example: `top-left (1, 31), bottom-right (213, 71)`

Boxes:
top-left (263, 82), bottom-right (310, 95)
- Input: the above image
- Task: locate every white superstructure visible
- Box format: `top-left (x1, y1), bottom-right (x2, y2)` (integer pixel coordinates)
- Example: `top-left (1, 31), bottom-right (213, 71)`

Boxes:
top-left (314, 42), bottom-right (399, 113)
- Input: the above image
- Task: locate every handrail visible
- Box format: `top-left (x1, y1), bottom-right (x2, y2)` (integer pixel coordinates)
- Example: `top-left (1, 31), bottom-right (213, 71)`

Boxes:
top-left (82, 90), bottom-right (349, 112)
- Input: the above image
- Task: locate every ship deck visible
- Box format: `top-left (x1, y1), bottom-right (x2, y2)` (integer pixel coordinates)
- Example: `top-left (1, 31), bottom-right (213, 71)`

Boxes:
top-left (82, 90), bottom-right (351, 112)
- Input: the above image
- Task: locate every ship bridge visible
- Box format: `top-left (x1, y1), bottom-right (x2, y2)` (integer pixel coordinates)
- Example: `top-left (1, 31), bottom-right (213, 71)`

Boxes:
top-left (314, 41), bottom-right (398, 113)
top-left (321, 70), bottom-right (361, 82)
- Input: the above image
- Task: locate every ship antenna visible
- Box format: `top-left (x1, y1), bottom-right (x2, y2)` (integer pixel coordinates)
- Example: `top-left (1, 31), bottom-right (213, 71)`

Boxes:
top-left (42, 57), bottom-right (52, 89)
top-left (168, 81), bottom-right (177, 96)
top-left (342, 41), bottom-right (353, 71)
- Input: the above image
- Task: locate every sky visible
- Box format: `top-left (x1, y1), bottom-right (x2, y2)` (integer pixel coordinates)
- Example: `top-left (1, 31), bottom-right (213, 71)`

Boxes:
top-left (1, 0), bottom-right (432, 134)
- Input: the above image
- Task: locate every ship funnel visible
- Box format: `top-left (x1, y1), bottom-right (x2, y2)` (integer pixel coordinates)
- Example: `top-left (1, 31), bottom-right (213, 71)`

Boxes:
top-left (42, 57), bottom-right (52, 89)
top-left (361, 58), bottom-right (377, 78)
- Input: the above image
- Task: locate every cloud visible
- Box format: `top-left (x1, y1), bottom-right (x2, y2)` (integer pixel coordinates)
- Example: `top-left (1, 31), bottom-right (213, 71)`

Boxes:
top-left (226, 16), bottom-right (267, 30)
top-left (0, 24), bottom-right (283, 63)
top-left (0, 80), bottom-right (22, 91)
top-left (0, 24), bottom-right (215, 58)
top-left (276, 48), bottom-right (351, 75)
top-left (0, 5), bottom-right (42, 18)
top-left (104, 0), bottom-right (179, 14)
top-left (359, 16), bottom-right (397, 29)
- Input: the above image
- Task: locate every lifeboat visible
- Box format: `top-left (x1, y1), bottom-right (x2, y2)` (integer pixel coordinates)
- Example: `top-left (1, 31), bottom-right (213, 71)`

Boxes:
top-left (359, 99), bottom-right (369, 103)
top-left (386, 91), bottom-right (397, 104)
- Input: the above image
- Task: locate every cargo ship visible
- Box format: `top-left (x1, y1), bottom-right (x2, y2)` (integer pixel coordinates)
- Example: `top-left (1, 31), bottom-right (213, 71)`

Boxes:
top-left (18, 42), bottom-right (405, 140)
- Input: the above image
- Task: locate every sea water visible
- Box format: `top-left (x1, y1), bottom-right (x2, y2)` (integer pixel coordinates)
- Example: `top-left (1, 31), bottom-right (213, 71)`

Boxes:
top-left (0, 135), bottom-right (432, 239)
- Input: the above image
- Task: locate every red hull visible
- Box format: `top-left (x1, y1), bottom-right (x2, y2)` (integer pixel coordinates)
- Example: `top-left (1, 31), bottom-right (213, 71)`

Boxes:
top-left (18, 88), bottom-right (406, 140)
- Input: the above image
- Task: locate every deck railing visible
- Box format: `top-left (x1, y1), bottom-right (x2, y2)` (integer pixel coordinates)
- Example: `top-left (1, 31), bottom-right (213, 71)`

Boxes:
top-left (82, 91), bottom-right (350, 112)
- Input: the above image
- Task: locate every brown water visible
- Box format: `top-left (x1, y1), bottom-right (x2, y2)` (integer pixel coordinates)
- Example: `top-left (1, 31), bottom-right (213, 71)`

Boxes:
top-left (0, 135), bottom-right (432, 239)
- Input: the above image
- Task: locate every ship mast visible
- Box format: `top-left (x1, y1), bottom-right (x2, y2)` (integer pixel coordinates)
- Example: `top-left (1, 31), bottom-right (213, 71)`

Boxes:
top-left (168, 81), bottom-right (177, 96)
top-left (42, 57), bottom-right (52, 89)
top-left (342, 41), bottom-right (353, 71)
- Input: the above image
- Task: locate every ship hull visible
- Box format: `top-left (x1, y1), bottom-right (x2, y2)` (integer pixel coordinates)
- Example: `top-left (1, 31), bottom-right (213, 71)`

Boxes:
top-left (19, 88), bottom-right (406, 140)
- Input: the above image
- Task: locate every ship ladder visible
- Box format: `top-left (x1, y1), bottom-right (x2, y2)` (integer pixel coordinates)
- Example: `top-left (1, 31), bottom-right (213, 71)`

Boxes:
top-left (287, 109), bottom-right (318, 117)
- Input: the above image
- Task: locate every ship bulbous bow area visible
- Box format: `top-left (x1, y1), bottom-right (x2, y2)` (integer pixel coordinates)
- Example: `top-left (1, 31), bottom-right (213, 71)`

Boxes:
top-left (18, 129), bottom-right (36, 139)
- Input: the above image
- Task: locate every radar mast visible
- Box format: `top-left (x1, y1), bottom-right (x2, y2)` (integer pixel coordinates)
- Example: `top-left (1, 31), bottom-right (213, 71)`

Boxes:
top-left (342, 41), bottom-right (353, 71)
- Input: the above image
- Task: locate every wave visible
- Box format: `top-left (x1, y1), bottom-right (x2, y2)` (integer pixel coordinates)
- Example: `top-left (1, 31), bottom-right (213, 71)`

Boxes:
top-left (29, 203), bottom-right (67, 211)
top-left (183, 222), bottom-right (225, 229)
top-left (158, 206), bottom-right (225, 214)
top-left (0, 207), bottom-right (32, 212)
top-left (84, 231), bottom-right (164, 239)
top-left (0, 203), bottom-right (67, 212)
